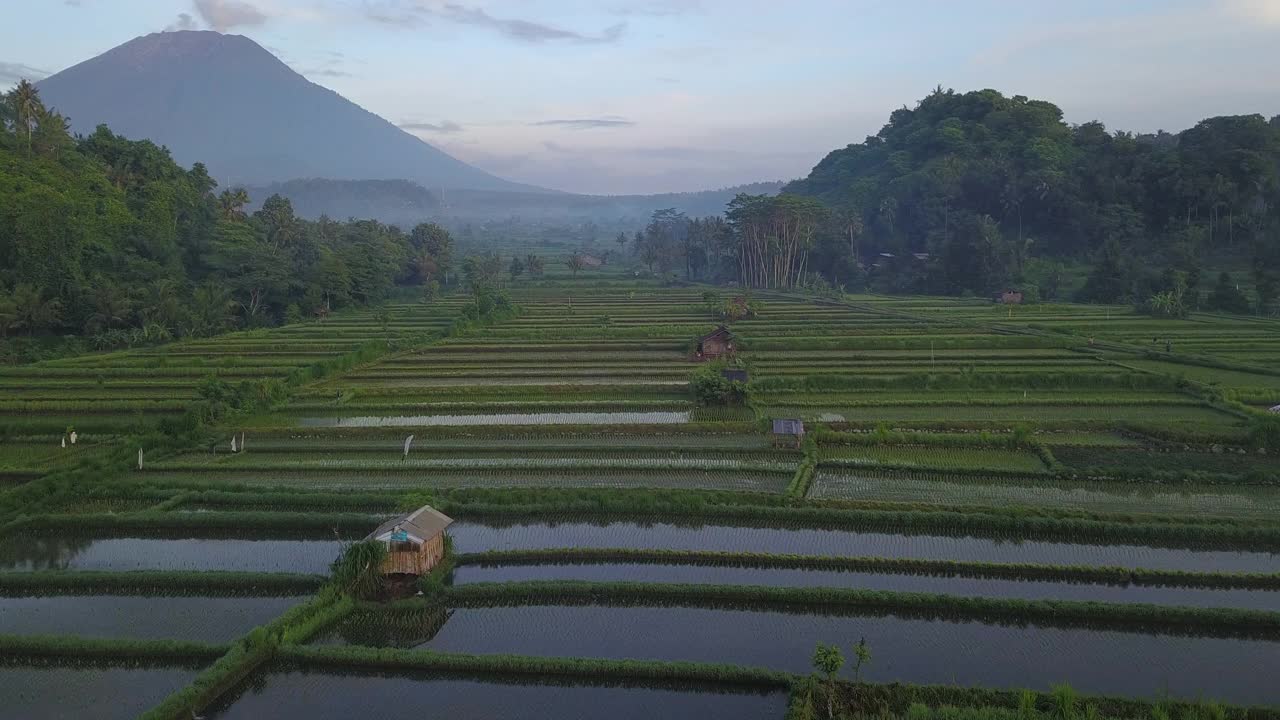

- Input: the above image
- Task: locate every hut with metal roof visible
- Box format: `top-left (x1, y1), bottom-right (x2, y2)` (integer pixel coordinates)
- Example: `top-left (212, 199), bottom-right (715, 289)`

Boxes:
top-left (365, 505), bottom-right (453, 576)
top-left (1270, 405), bottom-right (1280, 414)
top-left (772, 418), bottom-right (805, 448)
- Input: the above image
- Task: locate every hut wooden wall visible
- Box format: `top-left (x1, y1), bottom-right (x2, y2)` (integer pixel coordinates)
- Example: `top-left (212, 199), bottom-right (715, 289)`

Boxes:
top-left (381, 533), bottom-right (447, 576)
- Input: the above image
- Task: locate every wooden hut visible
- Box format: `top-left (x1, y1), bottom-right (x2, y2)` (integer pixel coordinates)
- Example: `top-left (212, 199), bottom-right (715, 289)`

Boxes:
top-left (1269, 405), bottom-right (1280, 415)
top-left (993, 290), bottom-right (1024, 304)
top-left (696, 326), bottom-right (735, 360)
top-left (365, 505), bottom-right (453, 577)
top-left (772, 418), bottom-right (805, 448)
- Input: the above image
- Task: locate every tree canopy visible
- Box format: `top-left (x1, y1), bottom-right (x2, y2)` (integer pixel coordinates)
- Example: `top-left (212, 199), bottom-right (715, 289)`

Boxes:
top-left (0, 82), bottom-right (447, 355)
top-left (783, 88), bottom-right (1280, 308)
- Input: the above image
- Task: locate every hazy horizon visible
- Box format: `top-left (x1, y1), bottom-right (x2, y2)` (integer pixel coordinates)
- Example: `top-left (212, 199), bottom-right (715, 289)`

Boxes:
top-left (3, 0), bottom-right (1280, 195)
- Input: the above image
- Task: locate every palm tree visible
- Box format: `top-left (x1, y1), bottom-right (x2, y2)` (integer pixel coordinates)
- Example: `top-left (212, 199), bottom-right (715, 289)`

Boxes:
top-left (9, 79), bottom-right (44, 151)
top-left (191, 283), bottom-right (236, 336)
top-left (0, 293), bottom-right (16, 339)
top-left (217, 188), bottom-right (250, 220)
top-left (9, 284), bottom-right (61, 335)
top-left (84, 283), bottom-right (132, 335)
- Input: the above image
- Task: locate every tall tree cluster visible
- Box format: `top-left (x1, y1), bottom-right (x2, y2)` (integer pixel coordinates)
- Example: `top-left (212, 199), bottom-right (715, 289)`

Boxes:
top-left (784, 88), bottom-right (1280, 309)
top-left (0, 82), bottom-right (452, 351)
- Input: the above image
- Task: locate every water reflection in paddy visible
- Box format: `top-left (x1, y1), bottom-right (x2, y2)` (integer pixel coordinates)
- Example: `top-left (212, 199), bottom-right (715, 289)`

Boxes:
top-left (449, 519), bottom-right (1279, 573)
top-left (453, 562), bottom-right (1280, 610)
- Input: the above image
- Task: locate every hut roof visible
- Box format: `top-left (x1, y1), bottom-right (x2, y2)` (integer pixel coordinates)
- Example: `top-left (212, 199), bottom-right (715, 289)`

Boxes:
top-left (772, 418), bottom-right (805, 435)
top-left (366, 505), bottom-right (453, 545)
top-left (698, 325), bottom-right (732, 343)
top-left (721, 368), bottom-right (749, 383)
top-left (1270, 405), bottom-right (1280, 414)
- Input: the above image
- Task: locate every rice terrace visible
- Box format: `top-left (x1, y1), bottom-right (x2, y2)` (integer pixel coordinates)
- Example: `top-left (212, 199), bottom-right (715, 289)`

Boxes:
top-left (4, 7), bottom-right (1280, 720)
top-left (3, 276), bottom-right (1279, 719)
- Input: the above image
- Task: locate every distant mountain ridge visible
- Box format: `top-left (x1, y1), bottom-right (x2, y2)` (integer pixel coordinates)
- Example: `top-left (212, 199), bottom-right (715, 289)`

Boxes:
top-left (245, 179), bottom-right (786, 223)
top-left (36, 30), bottom-right (543, 193)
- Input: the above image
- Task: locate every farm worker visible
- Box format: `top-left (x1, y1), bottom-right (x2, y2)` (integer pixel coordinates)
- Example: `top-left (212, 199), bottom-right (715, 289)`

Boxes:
top-left (70, 431), bottom-right (77, 445)
top-left (61, 436), bottom-right (66, 448)
top-left (231, 437), bottom-right (237, 453)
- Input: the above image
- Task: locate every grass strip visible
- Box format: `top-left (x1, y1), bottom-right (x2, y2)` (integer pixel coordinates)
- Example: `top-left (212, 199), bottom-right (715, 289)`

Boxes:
top-left (0, 570), bottom-right (327, 596)
top-left (453, 548), bottom-right (1280, 590)
top-left (818, 679), bottom-right (1280, 720)
top-left (4, 510), bottom-right (384, 535)
top-left (138, 588), bottom-right (352, 720)
top-left (278, 644), bottom-right (791, 688)
top-left (440, 581), bottom-right (1280, 635)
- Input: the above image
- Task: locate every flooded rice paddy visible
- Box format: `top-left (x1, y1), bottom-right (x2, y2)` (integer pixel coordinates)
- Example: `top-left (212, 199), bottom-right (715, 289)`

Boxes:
top-left (448, 519), bottom-right (1280, 573)
top-left (318, 604), bottom-right (1280, 704)
top-left (0, 594), bottom-right (309, 641)
top-left (0, 663), bottom-right (201, 720)
top-left (204, 669), bottom-right (786, 720)
top-left (453, 563), bottom-right (1279, 610)
top-left (0, 535), bottom-right (343, 574)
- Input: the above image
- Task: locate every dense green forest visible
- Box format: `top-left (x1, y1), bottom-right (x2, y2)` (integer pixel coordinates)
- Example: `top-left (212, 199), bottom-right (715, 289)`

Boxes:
top-left (0, 81), bottom-right (454, 361)
top-left (624, 89), bottom-right (1279, 314)
top-left (785, 88), bottom-right (1280, 308)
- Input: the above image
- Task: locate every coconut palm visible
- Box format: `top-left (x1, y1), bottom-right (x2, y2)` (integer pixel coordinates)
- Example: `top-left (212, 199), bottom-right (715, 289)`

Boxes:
top-left (0, 293), bottom-right (16, 338)
top-left (9, 284), bottom-right (61, 335)
top-left (217, 188), bottom-right (251, 220)
top-left (8, 79), bottom-right (44, 151)
top-left (84, 283), bottom-right (133, 334)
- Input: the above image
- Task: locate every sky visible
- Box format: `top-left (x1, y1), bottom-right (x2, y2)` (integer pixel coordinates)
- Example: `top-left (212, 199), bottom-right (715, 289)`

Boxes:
top-left (2, 0), bottom-right (1280, 195)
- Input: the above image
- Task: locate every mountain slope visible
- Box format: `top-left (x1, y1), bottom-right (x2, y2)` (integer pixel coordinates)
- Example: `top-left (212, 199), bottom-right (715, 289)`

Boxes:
top-left (36, 30), bottom-right (542, 192)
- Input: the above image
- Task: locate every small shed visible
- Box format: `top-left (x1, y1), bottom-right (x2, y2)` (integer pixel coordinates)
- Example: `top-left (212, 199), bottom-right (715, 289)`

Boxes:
top-left (721, 368), bottom-right (749, 383)
top-left (1269, 405), bottom-right (1280, 414)
top-left (365, 505), bottom-right (453, 577)
top-left (772, 418), bottom-right (805, 448)
top-left (579, 254), bottom-right (605, 268)
top-left (696, 326), bottom-right (735, 360)
top-left (994, 290), bottom-right (1023, 304)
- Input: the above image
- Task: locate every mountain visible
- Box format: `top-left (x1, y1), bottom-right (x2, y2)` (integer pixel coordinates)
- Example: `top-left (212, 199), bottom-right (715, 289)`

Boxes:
top-left (36, 30), bottom-right (543, 193)
top-left (243, 179), bottom-right (441, 225)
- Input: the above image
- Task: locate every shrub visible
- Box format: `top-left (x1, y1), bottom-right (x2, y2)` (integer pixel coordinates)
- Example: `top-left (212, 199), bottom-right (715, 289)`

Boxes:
top-left (330, 540), bottom-right (388, 600)
top-left (690, 362), bottom-right (751, 406)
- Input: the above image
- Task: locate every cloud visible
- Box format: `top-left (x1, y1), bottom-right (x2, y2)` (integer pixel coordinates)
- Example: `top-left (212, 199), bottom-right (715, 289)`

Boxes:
top-left (439, 4), bottom-right (625, 43)
top-left (399, 119), bottom-right (464, 133)
top-left (366, 2), bottom-right (626, 43)
top-left (304, 68), bottom-right (352, 77)
top-left (0, 61), bottom-right (49, 84)
top-left (1221, 0), bottom-right (1280, 24)
top-left (611, 0), bottom-right (701, 17)
top-left (164, 12), bottom-right (200, 31)
top-left (531, 116), bottom-right (636, 129)
top-left (194, 0), bottom-right (268, 31)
